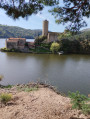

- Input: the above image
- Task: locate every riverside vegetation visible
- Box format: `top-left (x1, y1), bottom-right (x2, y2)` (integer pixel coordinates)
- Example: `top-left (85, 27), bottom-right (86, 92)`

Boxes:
top-left (0, 27), bottom-right (90, 54)
top-left (34, 29), bottom-right (90, 54)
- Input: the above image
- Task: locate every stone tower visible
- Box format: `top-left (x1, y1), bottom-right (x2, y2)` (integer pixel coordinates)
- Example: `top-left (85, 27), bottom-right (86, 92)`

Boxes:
top-left (42, 20), bottom-right (48, 36)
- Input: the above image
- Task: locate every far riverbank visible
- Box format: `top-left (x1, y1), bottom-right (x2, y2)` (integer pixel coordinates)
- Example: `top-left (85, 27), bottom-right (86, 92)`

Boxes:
top-left (0, 39), bottom-right (90, 95)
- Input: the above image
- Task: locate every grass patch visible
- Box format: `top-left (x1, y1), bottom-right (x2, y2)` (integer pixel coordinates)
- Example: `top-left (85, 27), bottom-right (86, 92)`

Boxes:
top-left (1, 47), bottom-right (20, 52)
top-left (68, 91), bottom-right (90, 115)
top-left (0, 93), bottom-right (12, 105)
top-left (3, 85), bottom-right (13, 89)
top-left (17, 86), bottom-right (38, 92)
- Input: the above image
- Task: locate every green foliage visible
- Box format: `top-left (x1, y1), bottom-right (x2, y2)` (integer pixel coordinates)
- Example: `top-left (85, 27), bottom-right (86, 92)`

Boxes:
top-left (0, 24), bottom-right (42, 38)
top-left (50, 0), bottom-right (89, 32)
top-left (30, 46), bottom-right (50, 53)
top-left (58, 30), bottom-right (72, 40)
top-left (3, 85), bottom-right (12, 89)
top-left (0, 75), bottom-right (4, 81)
top-left (82, 103), bottom-right (90, 114)
top-left (17, 86), bottom-right (38, 92)
top-left (0, 93), bottom-right (12, 104)
top-left (0, 0), bottom-right (58, 19)
top-left (50, 42), bottom-right (60, 53)
top-left (58, 29), bottom-right (90, 54)
top-left (35, 36), bottom-right (47, 45)
top-left (23, 87), bottom-right (38, 92)
top-left (69, 91), bottom-right (90, 114)
top-left (40, 43), bottom-right (51, 49)
top-left (0, 0), bottom-right (89, 31)
top-left (1, 47), bottom-right (19, 52)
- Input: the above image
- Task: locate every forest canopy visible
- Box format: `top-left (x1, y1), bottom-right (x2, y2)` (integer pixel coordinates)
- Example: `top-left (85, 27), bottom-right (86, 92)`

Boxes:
top-left (0, 24), bottom-right (42, 38)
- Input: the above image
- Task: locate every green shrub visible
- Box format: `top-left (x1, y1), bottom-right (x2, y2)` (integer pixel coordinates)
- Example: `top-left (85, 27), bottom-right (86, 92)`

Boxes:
top-left (3, 85), bottom-right (12, 89)
top-left (50, 42), bottom-right (60, 53)
top-left (68, 91), bottom-right (90, 114)
top-left (0, 93), bottom-right (12, 104)
top-left (40, 43), bottom-right (51, 49)
top-left (82, 103), bottom-right (90, 114)
top-left (35, 35), bottom-right (47, 45)
top-left (0, 75), bottom-right (4, 81)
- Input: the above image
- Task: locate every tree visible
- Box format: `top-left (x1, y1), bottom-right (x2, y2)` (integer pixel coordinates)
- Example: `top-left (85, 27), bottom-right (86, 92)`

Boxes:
top-left (50, 0), bottom-right (90, 32)
top-left (58, 30), bottom-right (72, 40)
top-left (0, 0), bottom-right (90, 32)
top-left (50, 42), bottom-right (60, 53)
top-left (0, 0), bottom-right (59, 19)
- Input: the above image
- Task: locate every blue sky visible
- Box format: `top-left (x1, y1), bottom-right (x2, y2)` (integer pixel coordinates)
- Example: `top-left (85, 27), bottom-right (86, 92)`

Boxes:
top-left (0, 6), bottom-right (90, 32)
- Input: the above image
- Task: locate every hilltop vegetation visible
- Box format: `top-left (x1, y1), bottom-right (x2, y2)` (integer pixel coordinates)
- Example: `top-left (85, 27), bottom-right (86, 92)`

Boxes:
top-left (0, 24), bottom-right (42, 39)
top-left (57, 29), bottom-right (90, 54)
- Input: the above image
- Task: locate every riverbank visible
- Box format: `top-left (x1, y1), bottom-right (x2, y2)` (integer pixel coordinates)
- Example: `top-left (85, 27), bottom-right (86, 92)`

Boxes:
top-left (0, 83), bottom-right (90, 119)
top-left (0, 47), bottom-right (51, 54)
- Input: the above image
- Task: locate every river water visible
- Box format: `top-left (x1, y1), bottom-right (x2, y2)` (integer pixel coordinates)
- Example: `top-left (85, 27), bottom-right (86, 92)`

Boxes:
top-left (0, 39), bottom-right (90, 95)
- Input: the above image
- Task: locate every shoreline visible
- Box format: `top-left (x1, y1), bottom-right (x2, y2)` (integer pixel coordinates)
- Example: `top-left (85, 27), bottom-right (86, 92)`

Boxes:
top-left (1, 48), bottom-right (90, 55)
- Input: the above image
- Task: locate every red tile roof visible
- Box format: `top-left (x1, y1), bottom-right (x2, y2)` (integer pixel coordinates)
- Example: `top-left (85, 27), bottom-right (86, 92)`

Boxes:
top-left (7, 40), bottom-right (18, 42)
top-left (8, 38), bottom-right (26, 40)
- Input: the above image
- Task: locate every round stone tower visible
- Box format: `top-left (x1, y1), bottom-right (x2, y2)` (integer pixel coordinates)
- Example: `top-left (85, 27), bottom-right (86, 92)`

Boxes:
top-left (42, 20), bottom-right (48, 36)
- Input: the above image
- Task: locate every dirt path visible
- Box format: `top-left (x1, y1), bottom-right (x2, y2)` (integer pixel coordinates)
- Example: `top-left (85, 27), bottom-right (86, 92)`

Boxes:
top-left (0, 86), bottom-right (90, 119)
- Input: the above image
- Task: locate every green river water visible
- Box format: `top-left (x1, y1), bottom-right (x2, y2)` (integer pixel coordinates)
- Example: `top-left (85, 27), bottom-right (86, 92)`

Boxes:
top-left (0, 39), bottom-right (90, 95)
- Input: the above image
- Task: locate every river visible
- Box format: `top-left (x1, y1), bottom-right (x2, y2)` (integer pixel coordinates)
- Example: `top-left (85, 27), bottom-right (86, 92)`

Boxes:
top-left (0, 39), bottom-right (90, 95)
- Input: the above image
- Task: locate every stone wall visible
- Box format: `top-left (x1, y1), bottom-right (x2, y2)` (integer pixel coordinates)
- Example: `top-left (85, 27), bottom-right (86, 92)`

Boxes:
top-left (18, 39), bottom-right (26, 46)
top-left (47, 32), bottom-right (60, 42)
top-left (7, 42), bottom-right (18, 49)
top-left (6, 38), bottom-right (26, 50)
top-left (42, 20), bottom-right (61, 42)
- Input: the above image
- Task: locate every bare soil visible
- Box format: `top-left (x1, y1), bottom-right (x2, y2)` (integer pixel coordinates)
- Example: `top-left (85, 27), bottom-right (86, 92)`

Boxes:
top-left (0, 84), bottom-right (90, 119)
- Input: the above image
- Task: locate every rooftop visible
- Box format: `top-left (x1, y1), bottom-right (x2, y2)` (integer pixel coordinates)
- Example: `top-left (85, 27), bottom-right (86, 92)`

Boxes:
top-left (8, 38), bottom-right (26, 40)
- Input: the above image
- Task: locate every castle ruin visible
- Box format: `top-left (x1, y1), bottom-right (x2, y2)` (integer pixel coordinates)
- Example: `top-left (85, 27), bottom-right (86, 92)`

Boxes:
top-left (42, 20), bottom-right (61, 42)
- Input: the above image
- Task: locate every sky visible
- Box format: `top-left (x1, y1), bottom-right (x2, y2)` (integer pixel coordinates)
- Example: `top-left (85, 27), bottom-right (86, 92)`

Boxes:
top-left (0, 5), bottom-right (90, 33)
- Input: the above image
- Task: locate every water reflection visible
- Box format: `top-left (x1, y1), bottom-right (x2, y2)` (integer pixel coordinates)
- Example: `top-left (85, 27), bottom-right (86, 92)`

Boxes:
top-left (0, 39), bottom-right (90, 95)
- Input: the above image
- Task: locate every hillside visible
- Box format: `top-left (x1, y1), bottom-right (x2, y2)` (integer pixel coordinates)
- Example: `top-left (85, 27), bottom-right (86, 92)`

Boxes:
top-left (81, 28), bottom-right (90, 32)
top-left (0, 24), bottom-right (42, 39)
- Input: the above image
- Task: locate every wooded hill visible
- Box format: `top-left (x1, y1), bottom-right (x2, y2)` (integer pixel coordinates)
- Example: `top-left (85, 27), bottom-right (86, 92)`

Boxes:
top-left (0, 23), bottom-right (90, 40)
top-left (58, 28), bottom-right (90, 54)
top-left (0, 24), bottom-right (42, 39)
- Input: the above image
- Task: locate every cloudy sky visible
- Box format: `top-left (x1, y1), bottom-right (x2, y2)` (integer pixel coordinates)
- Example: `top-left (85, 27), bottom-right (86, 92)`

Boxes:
top-left (0, 6), bottom-right (90, 32)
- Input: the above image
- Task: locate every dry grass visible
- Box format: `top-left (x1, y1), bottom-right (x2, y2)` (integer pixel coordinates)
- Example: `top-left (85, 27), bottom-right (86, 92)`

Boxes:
top-left (0, 75), bottom-right (4, 81)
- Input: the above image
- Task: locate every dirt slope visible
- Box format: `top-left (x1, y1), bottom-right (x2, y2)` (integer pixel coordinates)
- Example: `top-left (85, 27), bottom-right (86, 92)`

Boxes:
top-left (0, 86), bottom-right (90, 119)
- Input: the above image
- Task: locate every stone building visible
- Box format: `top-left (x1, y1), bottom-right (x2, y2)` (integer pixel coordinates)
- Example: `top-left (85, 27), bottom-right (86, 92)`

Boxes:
top-left (6, 38), bottom-right (26, 50)
top-left (42, 20), bottom-right (61, 42)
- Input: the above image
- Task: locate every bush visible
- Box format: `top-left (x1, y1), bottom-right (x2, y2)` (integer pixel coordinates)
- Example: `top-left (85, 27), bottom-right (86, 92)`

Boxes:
top-left (69, 91), bottom-right (90, 114)
top-left (0, 93), bottom-right (12, 104)
top-left (0, 75), bottom-right (4, 81)
top-left (50, 42), bottom-right (60, 53)
top-left (82, 103), bottom-right (90, 114)
top-left (35, 35), bottom-right (47, 45)
top-left (40, 43), bottom-right (51, 49)
top-left (3, 85), bottom-right (12, 89)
